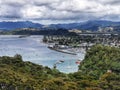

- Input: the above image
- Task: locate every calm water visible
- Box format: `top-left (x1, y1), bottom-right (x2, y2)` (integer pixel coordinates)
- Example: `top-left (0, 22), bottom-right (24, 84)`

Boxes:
top-left (0, 35), bottom-right (85, 73)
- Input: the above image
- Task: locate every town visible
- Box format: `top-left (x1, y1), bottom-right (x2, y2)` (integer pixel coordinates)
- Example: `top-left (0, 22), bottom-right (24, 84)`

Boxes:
top-left (43, 33), bottom-right (120, 53)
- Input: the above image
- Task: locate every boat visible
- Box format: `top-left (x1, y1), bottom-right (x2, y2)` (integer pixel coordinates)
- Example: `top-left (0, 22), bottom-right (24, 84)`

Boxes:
top-left (48, 46), bottom-right (77, 55)
top-left (59, 60), bottom-right (64, 63)
top-left (75, 60), bottom-right (81, 64)
top-left (55, 60), bottom-right (65, 64)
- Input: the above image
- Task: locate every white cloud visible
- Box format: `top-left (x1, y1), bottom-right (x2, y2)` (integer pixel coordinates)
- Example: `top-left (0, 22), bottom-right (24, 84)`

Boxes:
top-left (33, 0), bottom-right (59, 5)
top-left (0, 0), bottom-right (120, 24)
top-left (22, 5), bottom-right (47, 18)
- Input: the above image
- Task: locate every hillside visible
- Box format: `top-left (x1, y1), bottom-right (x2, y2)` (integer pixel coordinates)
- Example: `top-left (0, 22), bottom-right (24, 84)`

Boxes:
top-left (0, 21), bottom-right (42, 30)
top-left (0, 45), bottom-right (120, 90)
top-left (47, 20), bottom-right (120, 31)
top-left (0, 28), bottom-right (78, 36)
top-left (79, 45), bottom-right (120, 76)
top-left (0, 20), bottom-right (120, 33)
top-left (72, 45), bottom-right (120, 90)
top-left (0, 55), bottom-right (67, 90)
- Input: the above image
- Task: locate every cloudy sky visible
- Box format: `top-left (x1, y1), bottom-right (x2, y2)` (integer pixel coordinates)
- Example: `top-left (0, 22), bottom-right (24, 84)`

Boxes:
top-left (0, 0), bottom-right (120, 24)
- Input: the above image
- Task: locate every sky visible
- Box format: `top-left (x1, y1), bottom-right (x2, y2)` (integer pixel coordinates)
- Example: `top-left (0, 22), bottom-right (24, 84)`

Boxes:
top-left (0, 0), bottom-right (120, 24)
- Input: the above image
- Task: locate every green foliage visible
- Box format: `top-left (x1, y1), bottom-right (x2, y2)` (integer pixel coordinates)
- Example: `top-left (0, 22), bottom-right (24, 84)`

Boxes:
top-left (0, 45), bottom-right (120, 90)
top-left (0, 55), bottom-right (66, 90)
top-left (79, 44), bottom-right (120, 78)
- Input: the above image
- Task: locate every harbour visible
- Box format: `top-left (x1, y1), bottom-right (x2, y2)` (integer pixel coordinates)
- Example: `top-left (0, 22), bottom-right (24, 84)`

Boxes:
top-left (0, 35), bottom-right (85, 73)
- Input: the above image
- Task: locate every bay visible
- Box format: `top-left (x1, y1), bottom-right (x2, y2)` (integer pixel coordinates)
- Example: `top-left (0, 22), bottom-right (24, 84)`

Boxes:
top-left (0, 35), bottom-right (85, 73)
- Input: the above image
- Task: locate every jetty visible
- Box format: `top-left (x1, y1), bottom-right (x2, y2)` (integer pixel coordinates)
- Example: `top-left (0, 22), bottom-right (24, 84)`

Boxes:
top-left (48, 46), bottom-right (77, 55)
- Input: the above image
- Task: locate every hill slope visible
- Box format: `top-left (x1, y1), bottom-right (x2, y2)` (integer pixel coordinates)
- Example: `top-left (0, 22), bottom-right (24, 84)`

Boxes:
top-left (0, 45), bottom-right (120, 90)
top-left (79, 44), bottom-right (120, 76)
top-left (0, 21), bottom-right (42, 30)
top-left (0, 20), bottom-right (120, 32)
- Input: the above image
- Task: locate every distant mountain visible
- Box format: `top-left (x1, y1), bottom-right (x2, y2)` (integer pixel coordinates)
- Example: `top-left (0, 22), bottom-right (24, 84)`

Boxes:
top-left (0, 21), bottom-right (42, 30)
top-left (49, 23), bottom-right (81, 29)
top-left (78, 20), bottom-right (120, 31)
top-left (49, 20), bottom-right (120, 31)
top-left (0, 20), bottom-right (120, 32)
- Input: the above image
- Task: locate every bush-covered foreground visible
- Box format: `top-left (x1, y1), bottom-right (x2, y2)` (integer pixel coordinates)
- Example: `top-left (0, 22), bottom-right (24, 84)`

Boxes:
top-left (0, 45), bottom-right (120, 90)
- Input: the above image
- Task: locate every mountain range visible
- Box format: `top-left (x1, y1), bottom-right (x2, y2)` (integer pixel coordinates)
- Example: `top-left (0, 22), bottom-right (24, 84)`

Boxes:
top-left (0, 21), bottom-right (43, 30)
top-left (0, 20), bottom-right (120, 32)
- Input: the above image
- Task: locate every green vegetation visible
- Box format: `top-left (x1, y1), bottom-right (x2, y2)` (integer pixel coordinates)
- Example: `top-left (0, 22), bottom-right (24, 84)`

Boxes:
top-left (0, 45), bottom-right (120, 90)
top-left (0, 28), bottom-right (77, 36)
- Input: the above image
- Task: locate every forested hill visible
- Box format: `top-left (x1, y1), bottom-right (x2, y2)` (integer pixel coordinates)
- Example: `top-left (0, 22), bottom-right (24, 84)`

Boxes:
top-left (0, 20), bottom-right (120, 34)
top-left (79, 45), bottom-right (120, 76)
top-left (0, 45), bottom-right (120, 90)
top-left (0, 55), bottom-right (66, 90)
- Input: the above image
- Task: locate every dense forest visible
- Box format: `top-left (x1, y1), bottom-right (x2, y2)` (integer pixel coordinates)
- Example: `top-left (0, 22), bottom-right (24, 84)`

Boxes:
top-left (0, 45), bottom-right (120, 90)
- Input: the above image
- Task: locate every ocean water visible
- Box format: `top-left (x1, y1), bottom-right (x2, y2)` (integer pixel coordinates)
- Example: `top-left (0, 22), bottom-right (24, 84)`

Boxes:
top-left (0, 35), bottom-right (85, 73)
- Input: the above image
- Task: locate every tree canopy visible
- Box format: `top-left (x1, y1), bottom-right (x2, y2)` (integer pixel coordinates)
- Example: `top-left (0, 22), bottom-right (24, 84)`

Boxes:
top-left (0, 45), bottom-right (120, 90)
